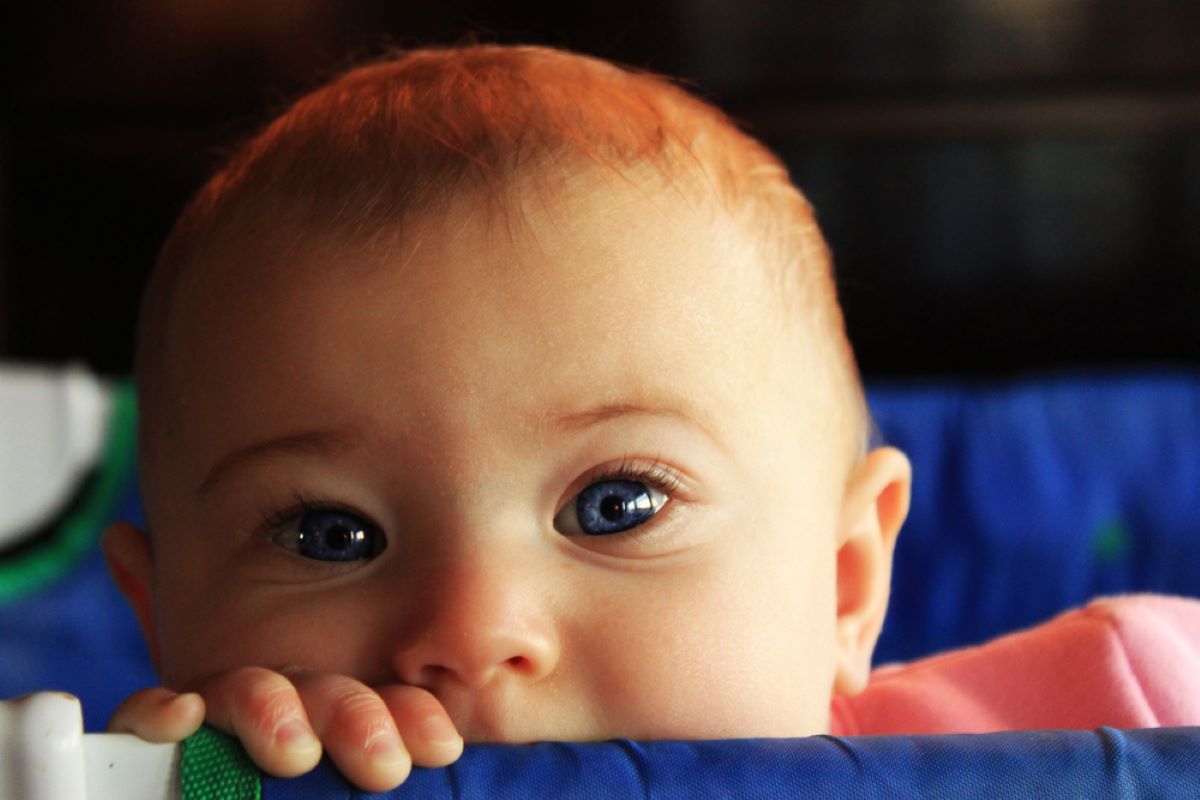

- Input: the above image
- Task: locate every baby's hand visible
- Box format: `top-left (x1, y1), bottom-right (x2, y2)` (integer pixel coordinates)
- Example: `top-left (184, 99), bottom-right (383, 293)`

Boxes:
top-left (108, 668), bottom-right (464, 792)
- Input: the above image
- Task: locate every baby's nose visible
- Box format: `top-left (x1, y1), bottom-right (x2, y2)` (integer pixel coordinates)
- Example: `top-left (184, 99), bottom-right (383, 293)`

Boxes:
top-left (390, 548), bottom-right (561, 691)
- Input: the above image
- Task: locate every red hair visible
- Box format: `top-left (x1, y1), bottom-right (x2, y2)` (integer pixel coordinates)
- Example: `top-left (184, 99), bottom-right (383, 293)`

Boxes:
top-left (139, 44), bottom-right (866, 462)
top-left (161, 45), bottom-right (812, 248)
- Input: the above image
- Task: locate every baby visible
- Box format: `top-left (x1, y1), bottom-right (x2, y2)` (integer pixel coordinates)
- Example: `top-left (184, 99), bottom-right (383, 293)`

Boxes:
top-left (98, 42), bottom-right (1200, 794)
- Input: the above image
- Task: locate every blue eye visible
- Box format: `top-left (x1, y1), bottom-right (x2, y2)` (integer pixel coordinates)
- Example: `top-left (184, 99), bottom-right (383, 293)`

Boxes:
top-left (554, 479), bottom-right (668, 536)
top-left (274, 509), bottom-right (384, 562)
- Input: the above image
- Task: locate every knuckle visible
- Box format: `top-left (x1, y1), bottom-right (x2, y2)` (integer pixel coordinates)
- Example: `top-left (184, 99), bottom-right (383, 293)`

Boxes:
top-left (115, 688), bottom-right (166, 718)
top-left (115, 689), bottom-right (157, 715)
top-left (326, 688), bottom-right (393, 747)
top-left (234, 672), bottom-right (300, 731)
top-left (228, 665), bottom-right (281, 685)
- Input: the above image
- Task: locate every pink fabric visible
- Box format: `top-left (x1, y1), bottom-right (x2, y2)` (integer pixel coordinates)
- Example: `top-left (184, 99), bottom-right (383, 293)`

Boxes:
top-left (831, 594), bottom-right (1200, 735)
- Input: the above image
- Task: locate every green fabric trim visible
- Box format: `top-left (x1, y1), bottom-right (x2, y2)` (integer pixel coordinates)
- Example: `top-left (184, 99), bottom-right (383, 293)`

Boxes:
top-left (0, 381), bottom-right (138, 603)
top-left (180, 727), bottom-right (262, 800)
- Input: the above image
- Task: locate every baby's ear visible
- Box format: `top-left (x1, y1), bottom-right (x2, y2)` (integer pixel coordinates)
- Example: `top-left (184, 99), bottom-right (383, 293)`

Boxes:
top-left (101, 521), bottom-right (161, 670)
top-left (832, 447), bottom-right (911, 697)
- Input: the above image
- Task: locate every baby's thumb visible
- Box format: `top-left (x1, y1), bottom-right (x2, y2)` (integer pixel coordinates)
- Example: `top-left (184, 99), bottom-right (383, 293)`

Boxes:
top-left (108, 687), bottom-right (206, 743)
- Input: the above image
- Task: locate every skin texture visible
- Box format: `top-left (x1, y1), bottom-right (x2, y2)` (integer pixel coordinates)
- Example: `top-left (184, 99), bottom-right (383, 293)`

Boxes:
top-left (104, 167), bottom-right (911, 791)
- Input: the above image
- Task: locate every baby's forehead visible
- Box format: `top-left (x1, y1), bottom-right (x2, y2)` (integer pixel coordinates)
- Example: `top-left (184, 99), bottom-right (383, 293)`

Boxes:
top-left (147, 172), bottom-right (838, 475)
top-left (184, 160), bottom-right (751, 303)
top-left (169, 168), bottom-right (785, 394)
top-left (162, 162), bottom-right (836, 410)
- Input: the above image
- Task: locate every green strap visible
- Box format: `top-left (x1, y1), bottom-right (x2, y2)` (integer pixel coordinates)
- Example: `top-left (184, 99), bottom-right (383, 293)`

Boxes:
top-left (0, 381), bottom-right (138, 603)
top-left (180, 727), bottom-right (263, 800)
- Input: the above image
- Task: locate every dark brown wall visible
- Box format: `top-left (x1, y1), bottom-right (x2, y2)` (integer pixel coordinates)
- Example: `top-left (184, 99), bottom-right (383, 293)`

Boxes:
top-left (4, 1), bottom-right (1198, 377)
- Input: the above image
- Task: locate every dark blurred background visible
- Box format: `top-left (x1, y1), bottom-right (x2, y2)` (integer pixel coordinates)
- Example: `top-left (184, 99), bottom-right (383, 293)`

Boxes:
top-left (3, 0), bottom-right (1198, 379)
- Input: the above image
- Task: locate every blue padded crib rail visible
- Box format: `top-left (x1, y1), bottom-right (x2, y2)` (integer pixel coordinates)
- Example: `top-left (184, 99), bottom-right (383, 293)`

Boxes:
top-left (220, 728), bottom-right (1200, 798)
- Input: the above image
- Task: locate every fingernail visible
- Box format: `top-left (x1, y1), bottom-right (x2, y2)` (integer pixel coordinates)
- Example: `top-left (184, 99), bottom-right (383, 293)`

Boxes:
top-left (366, 734), bottom-right (410, 772)
top-left (418, 715), bottom-right (461, 745)
top-left (274, 720), bottom-right (318, 751)
top-left (169, 692), bottom-right (205, 719)
top-left (153, 691), bottom-right (178, 709)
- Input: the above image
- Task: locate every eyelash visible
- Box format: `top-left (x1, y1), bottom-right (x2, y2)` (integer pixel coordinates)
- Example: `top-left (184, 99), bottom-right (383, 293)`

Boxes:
top-left (573, 457), bottom-right (682, 498)
top-left (258, 490), bottom-right (368, 537)
top-left (256, 457), bottom-right (685, 540)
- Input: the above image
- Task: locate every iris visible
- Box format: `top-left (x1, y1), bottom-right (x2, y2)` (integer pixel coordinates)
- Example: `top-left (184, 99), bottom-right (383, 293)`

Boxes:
top-left (574, 480), bottom-right (658, 535)
top-left (295, 510), bottom-right (379, 561)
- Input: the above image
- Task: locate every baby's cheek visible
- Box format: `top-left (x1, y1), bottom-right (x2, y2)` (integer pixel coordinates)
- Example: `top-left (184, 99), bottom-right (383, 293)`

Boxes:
top-left (155, 580), bottom-right (355, 687)
top-left (576, 558), bottom-right (834, 739)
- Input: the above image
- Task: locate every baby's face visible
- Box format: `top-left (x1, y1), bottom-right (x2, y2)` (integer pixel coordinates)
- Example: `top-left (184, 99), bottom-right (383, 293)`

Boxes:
top-left (138, 168), bottom-right (861, 741)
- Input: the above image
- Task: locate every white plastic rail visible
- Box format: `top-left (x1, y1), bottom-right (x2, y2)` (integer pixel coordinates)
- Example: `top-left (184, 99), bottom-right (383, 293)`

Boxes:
top-left (0, 693), bottom-right (177, 800)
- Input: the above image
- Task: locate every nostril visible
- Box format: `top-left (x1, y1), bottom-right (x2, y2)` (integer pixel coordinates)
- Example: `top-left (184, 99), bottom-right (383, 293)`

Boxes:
top-left (506, 655), bottom-right (530, 671)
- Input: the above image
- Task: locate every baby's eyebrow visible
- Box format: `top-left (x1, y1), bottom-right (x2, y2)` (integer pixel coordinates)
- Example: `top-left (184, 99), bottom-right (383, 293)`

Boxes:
top-left (197, 428), bottom-right (359, 495)
top-left (196, 403), bottom-right (724, 495)
top-left (553, 402), bottom-right (727, 453)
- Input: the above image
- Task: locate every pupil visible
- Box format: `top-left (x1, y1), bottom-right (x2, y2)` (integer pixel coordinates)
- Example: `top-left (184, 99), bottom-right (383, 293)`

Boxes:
top-left (599, 495), bottom-right (626, 522)
top-left (324, 525), bottom-right (353, 550)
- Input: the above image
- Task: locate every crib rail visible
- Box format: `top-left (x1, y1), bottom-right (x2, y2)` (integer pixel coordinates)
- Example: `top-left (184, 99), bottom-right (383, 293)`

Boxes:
top-left (0, 693), bottom-right (176, 800)
top-left (4, 691), bottom-right (1199, 799)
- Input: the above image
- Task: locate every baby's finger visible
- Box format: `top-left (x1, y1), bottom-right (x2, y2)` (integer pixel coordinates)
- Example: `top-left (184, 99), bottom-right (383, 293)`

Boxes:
top-left (194, 667), bottom-right (322, 777)
top-left (287, 671), bottom-right (412, 792)
top-left (108, 687), bottom-right (205, 742)
top-left (377, 684), bottom-right (464, 767)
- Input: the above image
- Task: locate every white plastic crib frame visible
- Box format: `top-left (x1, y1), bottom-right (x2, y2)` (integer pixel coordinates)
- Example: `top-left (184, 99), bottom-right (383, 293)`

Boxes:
top-left (0, 693), bottom-right (177, 800)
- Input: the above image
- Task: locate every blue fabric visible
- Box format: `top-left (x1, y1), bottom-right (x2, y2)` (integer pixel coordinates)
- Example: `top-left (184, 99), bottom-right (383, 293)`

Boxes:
top-left (261, 728), bottom-right (1200, 798)
top-left (869, 370), bottom-right (1200, 663)
top-left (0, 474), bottom-right (154, 731)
